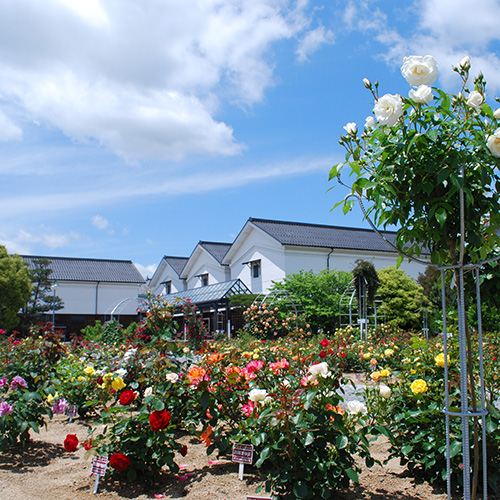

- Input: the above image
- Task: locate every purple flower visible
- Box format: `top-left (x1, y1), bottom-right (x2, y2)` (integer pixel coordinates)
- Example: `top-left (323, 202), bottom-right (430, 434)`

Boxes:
top-left (0, 401), bottom-right (13, 416)
top-left (10, 376), bottom-right (27, 390)
top-left (52, 398), bottom-right (68, 415)
top-left (0, 378), bottom-right (8, 388)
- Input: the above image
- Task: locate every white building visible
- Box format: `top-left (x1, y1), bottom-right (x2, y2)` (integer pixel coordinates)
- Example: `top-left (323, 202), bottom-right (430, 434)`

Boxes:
top-left (150, 217), bottom-right (425, 297)
top-left (21, 255), bottom-right (145, 334)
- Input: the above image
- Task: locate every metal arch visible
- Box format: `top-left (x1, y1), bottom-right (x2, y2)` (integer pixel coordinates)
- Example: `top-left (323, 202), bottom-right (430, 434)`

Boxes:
top-left (108, 296), bottom-right (142, 320)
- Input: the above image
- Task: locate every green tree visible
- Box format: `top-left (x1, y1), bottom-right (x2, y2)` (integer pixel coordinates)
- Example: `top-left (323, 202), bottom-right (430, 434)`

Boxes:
top-left (19, 258), bottom-right (63, 334)
top-left (377, 266), bottom-right (426, 330)
top-left (0, 245), bottom-right (31, 331)
top-left (271, 269), bottom-right (352, 334)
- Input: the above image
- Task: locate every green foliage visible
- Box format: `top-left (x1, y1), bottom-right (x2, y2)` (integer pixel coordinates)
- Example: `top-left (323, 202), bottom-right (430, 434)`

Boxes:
top-left (271, 269), bottom-right (352, 334)
top-left (365, 334), bottom-right (500, 493)
top-left (81, 320), bottom-right (103, 342)
top-left (377, 267), bottom-right (425, 330)
top-left (228, 293), bottom-right (259, 308)
top-left (0, 246), bottom-right (31, 331)
top-left (0, 327), bottom-right (64, 450)
top-left (352, 260), bottom-right (379, 305)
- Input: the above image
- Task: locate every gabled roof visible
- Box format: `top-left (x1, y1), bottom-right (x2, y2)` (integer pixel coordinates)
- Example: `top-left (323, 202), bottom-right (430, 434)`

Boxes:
top-left (164, 256), bottom-right (189, 276)
top-left (162, 279), bottom-right (250, 306)
top-left (248, 218), bottom-right (399, 253)
top-left (199, 242), bottom-right (231, 264)
top-left (21, 255), bottom-right (145, 283)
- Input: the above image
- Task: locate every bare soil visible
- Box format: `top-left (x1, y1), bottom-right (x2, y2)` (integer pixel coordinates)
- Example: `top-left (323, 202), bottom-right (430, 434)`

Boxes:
top-left (0, 415), bottom-right (484, 500)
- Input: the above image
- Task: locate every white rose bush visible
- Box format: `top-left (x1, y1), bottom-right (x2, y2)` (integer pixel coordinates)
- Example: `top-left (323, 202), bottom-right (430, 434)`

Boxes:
top-left (331, 54), bottom-right (500, 266)
top-left (331, 54), bottom-right (500, 498)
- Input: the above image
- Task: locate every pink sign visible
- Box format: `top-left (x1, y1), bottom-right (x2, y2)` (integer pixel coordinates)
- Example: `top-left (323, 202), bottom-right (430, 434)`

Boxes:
top-left (232, 444), bottom-right (253, 465)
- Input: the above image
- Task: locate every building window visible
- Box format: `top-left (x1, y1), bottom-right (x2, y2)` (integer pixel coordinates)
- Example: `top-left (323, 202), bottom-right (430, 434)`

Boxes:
top-left (251, 260), bottom-right (261, 278)
top-left (201, 273), bottom-right (209, 286)
top-left (164, 281), bottom-right (172, 295)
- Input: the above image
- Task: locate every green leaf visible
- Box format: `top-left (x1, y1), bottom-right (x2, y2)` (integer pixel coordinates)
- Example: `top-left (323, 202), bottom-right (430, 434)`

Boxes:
top-left (153, 399), bottom-right (165, 411)
top-left (346, 468), bottom-right (359, 482)
top-left (335, 435), bottom-right (349, 449)
top-left (435, 207), bottom-right (447, 226)
top-left (450, 440), bottom-right (461, 458)
top-left (304, 390), bottom-right (317, 410)
top-left (304, 432), bottom-right (314, 446)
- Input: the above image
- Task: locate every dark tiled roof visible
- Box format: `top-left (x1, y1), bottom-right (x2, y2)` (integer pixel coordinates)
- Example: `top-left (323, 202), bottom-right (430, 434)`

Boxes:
top-left (199, 242), bottom-right (231, 264)
top-left (163, 279), bottom-right (251, 305)
top-left (249, 218), bottom-right (398, 253)
top-left (21, 255), bottom-right (145, 283)
top-left (164, 256), bottom-right (188, 276)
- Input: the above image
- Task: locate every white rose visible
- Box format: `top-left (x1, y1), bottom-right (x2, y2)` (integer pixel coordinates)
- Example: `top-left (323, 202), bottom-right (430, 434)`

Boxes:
top-left (487, 128), bottom-right (500, 158)
top-left (459, 55), bottom-right (471, 70)
top-left (166, 372), bottom-right (179, 383)
top-left (364, 116), bottom-right (375, 130)
top-left (144, 387), bottom-right (153, 397)
top-left (379, 384), bottom-right (392, 399)
top-left (346, 400), bottom-right (367, 415)
top-left (115, 368), bottom-right (127, 378)
top-left (343, 122), bottom-right (357, 136)
top-left (373, 93), bottom-right (403, 127)
top-left (308, 362), bottom-right (329, 378)
top-left (401, 55), bottom-right (438, 87)
top-left (249, 389), bottom-right (268, 402)
top-left (467, 91), bottom-right (483, 110)
top-left (493, 108), bottom-right (500, 119)
top-left (409, 85), bottom-right (433, 104)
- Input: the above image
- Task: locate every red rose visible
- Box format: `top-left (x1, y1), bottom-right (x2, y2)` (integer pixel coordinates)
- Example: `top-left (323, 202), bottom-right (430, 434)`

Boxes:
top-left (320, 338), bottom-right (331, 347)
top-left (82, 439), bottom-right (92, 451)
top-left (149, 409), bottom-right (171, 431)
top-left (64, 434), bottom-right (79, 452)
top-left (180, 444), bottom-right (188, 457)
top-left (110, 453), bottom-right (131, 471)
top-left (119, 389), bottom-right (137, 405)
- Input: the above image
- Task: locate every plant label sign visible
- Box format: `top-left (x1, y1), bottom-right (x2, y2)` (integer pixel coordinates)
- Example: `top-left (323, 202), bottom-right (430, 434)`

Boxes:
top-left (232, 444), bottom-right (253, 465)
top-left (91, 456), bottom-right (108, 494)
top-left (247, 496), bottom-right (273, 500)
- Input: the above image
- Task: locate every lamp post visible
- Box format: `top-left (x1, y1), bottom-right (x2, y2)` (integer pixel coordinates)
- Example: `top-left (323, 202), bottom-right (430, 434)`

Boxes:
top-left (52, 279), bottom-right (59, 333)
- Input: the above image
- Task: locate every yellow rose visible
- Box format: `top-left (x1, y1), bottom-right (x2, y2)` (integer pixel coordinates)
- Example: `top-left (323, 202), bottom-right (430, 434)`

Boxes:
top-left (47, 393), bottom-right (56, 404)
top-left (84, 366), bottom-right (95, 376)
top-left (112, 377), bottom-right (126, 391)
top-left (435, 353), bottom-right (449, 368)
top-left (252, 354), bottom-right (260, 359)
top-left (371, 371), bottom-right (381, 381)
top-left (384, 349), bottom-right (394, 357)
top-left (410, 379), bottom-right (428, 395)
top-left (380, 369), bottom-right (391, 378)
top-left (77, 376), bottom-right (87, 382)
top-left (363, 353), bottom-right (372, 359)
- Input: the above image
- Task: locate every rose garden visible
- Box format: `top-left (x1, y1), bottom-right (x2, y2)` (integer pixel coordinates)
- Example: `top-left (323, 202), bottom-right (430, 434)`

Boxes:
top-left (2, 55), bottom-right (500, 500)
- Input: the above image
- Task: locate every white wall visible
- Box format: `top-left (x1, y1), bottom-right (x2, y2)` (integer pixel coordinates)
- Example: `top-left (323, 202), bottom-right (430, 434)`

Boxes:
top-left (228, 228), bottom-right (286, 293)
top-left (284, 246), bottom-right (425, 280)
top-left (149, 261), bottom-right (186, 296)
top-left (56, 281), bottom-right (142, 315)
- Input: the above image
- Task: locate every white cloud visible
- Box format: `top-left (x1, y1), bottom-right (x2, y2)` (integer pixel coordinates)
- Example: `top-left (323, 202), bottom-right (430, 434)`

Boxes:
top-left (134, 262), bottom-right (157, 279)
top-left (0, 0), bottom-right (317, 162)
top-left (0, 227), bottom-right (80, 254)
top-left (0, 110), bottom-right (22, 142)
top-left (91, 215), bottom-right (110, 230)
top-left (341, 0), bottom-right (500, 93)
top-left (296, 26), bottom-right (335, 62)
top-left (0, 153), bottom-right (336, 219)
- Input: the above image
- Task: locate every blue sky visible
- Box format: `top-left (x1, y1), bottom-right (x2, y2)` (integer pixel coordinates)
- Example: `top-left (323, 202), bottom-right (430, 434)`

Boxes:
top-left (1, 0), bottom-right (500, 278)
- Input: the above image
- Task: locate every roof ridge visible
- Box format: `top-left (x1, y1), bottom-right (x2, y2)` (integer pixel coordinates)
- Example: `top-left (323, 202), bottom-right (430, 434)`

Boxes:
top-left (249, 217), bottom-right (397, 235)
top-left (20, 255), bottom-right (134, 263)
